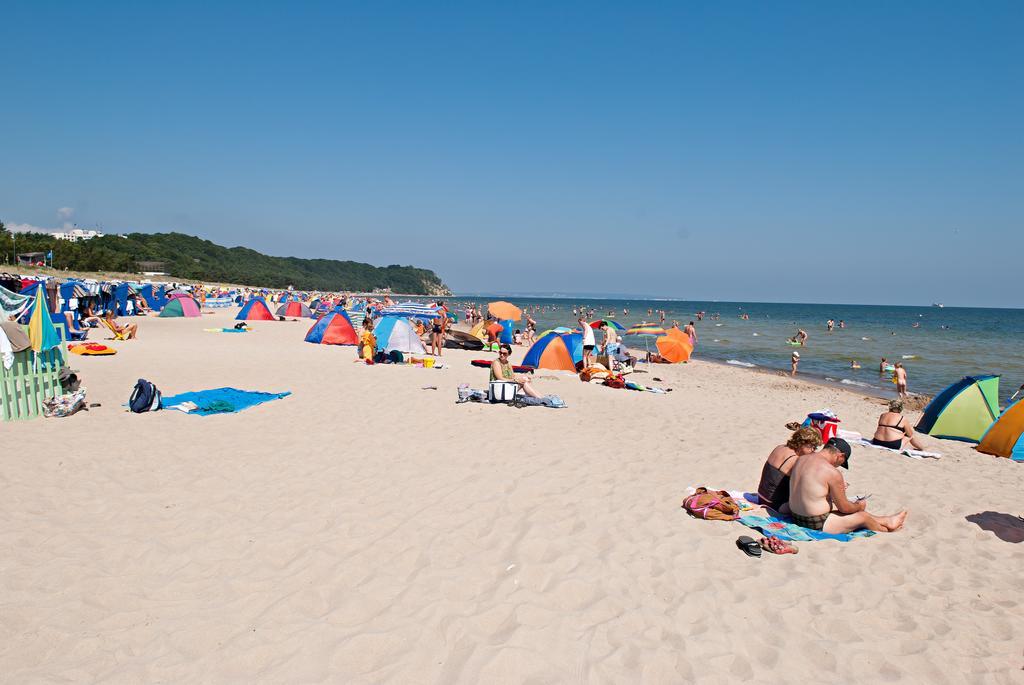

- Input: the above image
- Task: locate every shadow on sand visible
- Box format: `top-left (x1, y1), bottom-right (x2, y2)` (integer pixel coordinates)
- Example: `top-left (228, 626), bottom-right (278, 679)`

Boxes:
top-left (965, 511), bottom-right (1024, 543)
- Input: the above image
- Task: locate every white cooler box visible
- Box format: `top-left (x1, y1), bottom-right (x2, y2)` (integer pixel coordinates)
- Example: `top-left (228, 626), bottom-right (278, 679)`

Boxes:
top-left (489, 381), bottom-right (519, 403)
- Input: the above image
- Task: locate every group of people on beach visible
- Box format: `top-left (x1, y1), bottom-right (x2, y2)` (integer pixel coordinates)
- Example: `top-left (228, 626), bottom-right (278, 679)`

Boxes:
top-left (755, 399), bottom-right (923, 534)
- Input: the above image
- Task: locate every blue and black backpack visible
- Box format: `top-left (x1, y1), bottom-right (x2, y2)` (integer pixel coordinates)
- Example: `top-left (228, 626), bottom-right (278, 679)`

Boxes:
top-left (129, 378), bottom-right (162, 413)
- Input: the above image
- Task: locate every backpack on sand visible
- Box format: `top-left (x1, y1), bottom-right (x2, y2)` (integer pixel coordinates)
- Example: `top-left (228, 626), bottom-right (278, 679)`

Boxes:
top-left (129, 378), bottom-right (162, 413)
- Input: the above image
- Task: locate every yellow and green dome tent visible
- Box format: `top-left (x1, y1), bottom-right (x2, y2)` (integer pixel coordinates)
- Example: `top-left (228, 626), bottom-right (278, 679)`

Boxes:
top-left (915, 375), bottom-right (1000, 443)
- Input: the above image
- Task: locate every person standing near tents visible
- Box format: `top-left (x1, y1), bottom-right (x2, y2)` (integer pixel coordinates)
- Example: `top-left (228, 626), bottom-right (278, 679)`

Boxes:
top-left (430, 311), bottom-right (443, 357)
top-left (580, 316), bottom-right (596, 368)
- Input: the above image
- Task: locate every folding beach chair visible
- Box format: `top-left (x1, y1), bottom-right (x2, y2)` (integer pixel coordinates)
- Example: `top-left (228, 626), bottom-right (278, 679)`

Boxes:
top-left (100, 317), bottom-right (129, 341)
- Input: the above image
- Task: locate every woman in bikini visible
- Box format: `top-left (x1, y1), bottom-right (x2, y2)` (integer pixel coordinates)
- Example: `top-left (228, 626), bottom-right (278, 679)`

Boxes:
top-left (490, 344), bottom-right (542, 398)
top-left (872, 399), bottom-right (924, 450)
top-left (756, 427), bottom-right (822, 512)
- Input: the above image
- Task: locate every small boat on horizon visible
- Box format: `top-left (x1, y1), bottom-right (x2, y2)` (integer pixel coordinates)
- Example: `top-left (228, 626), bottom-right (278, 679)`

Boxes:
top-left (932, 303), bottom-right (944, 308)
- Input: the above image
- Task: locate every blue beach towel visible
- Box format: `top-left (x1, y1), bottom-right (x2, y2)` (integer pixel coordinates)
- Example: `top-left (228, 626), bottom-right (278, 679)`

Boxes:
top-left (738, 514), bottom-right (876, 542)
top-left (161, 387), bottom-right (291, 416)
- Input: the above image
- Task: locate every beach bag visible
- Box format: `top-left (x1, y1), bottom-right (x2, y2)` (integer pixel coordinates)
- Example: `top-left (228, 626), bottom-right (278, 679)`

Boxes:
top-left (389, 350), bottom-right (404, 364)
top-left (129, 378), bottom-right (162, 413)
top-left (682, 487), bottom-right (739, 521)
top-left (489, 380), bottom-right (519, 403)
top-left (457, 384), bottom-right (471, 403)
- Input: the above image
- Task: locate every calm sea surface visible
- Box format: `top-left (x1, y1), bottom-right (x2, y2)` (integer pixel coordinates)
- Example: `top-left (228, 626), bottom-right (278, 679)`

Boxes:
top-left (446, 297), bottom-right (1024, 404)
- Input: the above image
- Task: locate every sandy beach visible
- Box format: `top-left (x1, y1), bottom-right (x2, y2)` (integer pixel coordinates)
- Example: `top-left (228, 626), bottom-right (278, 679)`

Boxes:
top-left (2, 309), bottom-right (1022, 684)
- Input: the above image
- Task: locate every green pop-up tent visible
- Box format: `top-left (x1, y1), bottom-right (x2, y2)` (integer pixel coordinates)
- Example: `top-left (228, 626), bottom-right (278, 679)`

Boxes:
top-left (915, 375), bottom-right (1000, 443)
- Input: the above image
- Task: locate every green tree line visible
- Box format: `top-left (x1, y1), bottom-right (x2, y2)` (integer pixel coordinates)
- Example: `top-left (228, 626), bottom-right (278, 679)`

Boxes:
top-left (0, 224), bottom-right (450, 295)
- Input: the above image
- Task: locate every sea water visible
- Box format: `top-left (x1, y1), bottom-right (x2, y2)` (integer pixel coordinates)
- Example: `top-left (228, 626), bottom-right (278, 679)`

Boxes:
top-left (450, 298), bottom-right (1024, 404)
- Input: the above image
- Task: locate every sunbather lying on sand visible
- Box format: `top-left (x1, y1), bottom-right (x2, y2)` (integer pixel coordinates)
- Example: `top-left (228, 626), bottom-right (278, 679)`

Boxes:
top-left (789, 438), bottom-right (908, 534)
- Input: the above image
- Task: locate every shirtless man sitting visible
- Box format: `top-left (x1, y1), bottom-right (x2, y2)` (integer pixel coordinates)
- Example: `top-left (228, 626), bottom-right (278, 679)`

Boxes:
top-left (788, 437), bottom-right (908, 534)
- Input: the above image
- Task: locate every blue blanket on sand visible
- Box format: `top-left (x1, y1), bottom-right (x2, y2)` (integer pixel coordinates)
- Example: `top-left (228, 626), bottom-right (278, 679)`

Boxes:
top-left (161, 387), bottom-right (291, 416)
top-left (738, 514), bottom-right (875, 542)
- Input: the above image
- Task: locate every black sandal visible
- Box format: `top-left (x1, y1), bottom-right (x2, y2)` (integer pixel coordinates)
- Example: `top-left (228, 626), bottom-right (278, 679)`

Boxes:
top-left (736, 535), bottom-right (762, 558)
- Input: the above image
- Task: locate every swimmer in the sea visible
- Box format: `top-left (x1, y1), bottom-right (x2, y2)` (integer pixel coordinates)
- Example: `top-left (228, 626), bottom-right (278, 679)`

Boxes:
top-left (850, 360), bottom-right (861, 369)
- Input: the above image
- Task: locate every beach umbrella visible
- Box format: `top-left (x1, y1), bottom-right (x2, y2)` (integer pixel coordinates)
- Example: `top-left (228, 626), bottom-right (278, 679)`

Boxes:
top-left (625, 324), bottom-right (666, 356)
top-left (536, 326), bottom-right (574, 339)
top-left (655, 335), bottom-right (692, 363)
top-left (626, 324), bottom-right (666, 337)
top-left (27, 286), bottom-right (60, 353)
top-left (589, 319), bottom-right (625, 330)
top-left (380, 302), bottom-right (439, 319)
top-left (488, 301), bottom-right (522, 321)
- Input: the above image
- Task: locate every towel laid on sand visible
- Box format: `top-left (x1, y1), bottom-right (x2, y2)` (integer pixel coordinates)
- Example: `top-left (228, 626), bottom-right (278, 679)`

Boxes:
top-left (683, 488), bottom-right (875, 542)
top-left (851, 437), bottom-right (941, 460)
top-left (738, 513), bottom-right (875, 542)
top-left (161, 388), bottom-right (291, 415)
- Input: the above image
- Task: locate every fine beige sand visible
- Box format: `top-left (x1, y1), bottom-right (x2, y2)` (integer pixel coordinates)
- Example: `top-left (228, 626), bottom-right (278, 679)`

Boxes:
top-left (2, 309), bottom-right (1022, 683)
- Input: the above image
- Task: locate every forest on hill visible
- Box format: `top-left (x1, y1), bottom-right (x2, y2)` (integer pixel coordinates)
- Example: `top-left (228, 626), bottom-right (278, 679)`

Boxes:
top-left (1, 226), bottom-right (450, 295)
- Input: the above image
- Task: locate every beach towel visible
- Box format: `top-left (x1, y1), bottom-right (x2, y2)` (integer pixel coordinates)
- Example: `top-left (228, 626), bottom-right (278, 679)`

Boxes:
top-left (68, 343), bottom-right (116, 356)
top-left (160, 387), bottom-right (291, 416)
top-left (738, 513), bottom-right (875, 542)
top-left (684, 487), bottom-right (874, 542)
top-left (203, 328), bottom-right (250, 333)
top-left (851, 437), bottom-right (941, 460)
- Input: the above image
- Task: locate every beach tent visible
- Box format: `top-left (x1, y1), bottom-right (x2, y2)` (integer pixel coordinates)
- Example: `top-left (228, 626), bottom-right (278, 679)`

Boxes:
top-left (305, 309), bottom-right (358, 345)
top-left (915, 375), bottom-right (1000, 443)
top-left (976, 399), bottom-right (1024, 461)
top-left (521, 332), bottom-right (582, 372)
top-left (236, 297), bottom-right (276, 321)
top-left (468, 321), bottom-right (487, 341)
top-left (159, 295), bottom-right (202, 318)
top-left (373, 316), bottom-right (426, 354)
top-left (276, 300), bottom-right (313, 318)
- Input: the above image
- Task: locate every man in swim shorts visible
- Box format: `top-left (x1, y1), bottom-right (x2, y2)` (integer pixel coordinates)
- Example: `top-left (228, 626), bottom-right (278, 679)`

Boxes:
top-left (788, 438), bottom-right (908, 534)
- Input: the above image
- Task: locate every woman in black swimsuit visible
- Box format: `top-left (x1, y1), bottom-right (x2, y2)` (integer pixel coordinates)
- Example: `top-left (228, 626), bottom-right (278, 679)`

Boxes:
top-left (756, 427), bottom-right (822, 511)
top-left (872, 399), bottom-right (925, 450)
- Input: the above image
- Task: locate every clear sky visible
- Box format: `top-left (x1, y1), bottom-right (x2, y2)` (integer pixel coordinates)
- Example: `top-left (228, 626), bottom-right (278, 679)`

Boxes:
top-left (2, 1), bottom-right (1021, 306)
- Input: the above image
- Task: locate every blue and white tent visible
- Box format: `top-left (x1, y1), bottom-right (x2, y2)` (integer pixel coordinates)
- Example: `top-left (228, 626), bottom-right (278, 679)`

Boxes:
top-left (373, 315), bottom-right (426, 354)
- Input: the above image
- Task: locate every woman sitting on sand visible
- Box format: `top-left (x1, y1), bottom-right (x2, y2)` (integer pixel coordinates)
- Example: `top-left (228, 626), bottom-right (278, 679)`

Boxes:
top-left (490, 344), bottom-right (542, 398)
top-left (756, 426), bottom-right (822, 512)
top-left (871, 399), bottom-right (924, 451)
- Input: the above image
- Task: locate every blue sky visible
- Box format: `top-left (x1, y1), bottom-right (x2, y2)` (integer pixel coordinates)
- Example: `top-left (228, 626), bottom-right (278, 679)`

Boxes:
top-left (2, 1), bottom-right (1021, 306)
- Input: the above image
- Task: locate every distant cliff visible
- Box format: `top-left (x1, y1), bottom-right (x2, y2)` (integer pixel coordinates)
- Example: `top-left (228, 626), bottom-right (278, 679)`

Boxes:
top-left (3, 228), bottom-right (451, 295)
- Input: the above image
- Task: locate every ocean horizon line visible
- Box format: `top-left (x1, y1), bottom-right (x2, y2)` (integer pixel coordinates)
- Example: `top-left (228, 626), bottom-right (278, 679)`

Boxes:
top-left (452, 294), bottom-right (1023, 311)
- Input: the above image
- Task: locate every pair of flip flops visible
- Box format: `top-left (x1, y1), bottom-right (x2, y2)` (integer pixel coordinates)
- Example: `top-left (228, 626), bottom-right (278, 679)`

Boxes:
top-left (736, 535), bottom-right (799, 557)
